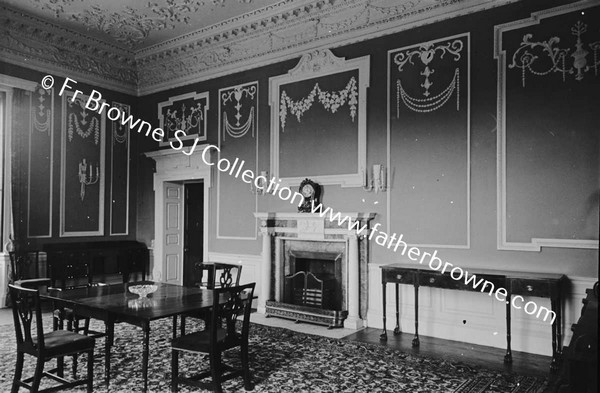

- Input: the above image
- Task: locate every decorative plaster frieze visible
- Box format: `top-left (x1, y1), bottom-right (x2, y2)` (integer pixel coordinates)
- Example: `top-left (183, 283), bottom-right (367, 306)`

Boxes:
top-left (2, 0), bottom-right (517, 95)
top-left (0, 5), bottom-right (137, 94)
top-left (135, 0), bottom-right (517, 94)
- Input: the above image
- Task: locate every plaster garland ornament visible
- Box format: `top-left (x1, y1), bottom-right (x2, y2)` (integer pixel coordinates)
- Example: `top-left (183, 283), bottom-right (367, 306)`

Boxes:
top-left (509, 20), bottom-right (600, 87)
top-left (393, 39), bottom-right (463, 97)
top-left (279, 77), bottom-right (358, 131)
top-left (221, 84), bottom-right (257, 139)
top-left (393, 38), bottom-right (463, 113)
top-left (396, 68), bottom-right (459, 115)
top-left (67, 98), bottom-right (100, 145)
top-left (112, 102), bottom-right (130, 144)
top-left (32, 86), bottom-right (51, 135)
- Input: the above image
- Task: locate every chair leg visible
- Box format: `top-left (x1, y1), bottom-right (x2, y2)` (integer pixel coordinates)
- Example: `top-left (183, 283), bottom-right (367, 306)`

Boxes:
top-left (210, 352), bottom-right (223, 393)
top-left (57, 356), bottom-right (65, 377)
top-left (31, 357), bottom-right (45, 392)
top-left (180, 316), bottom-right (186, 336)
top-left (87, 349), bottom-right (94, 393)
top-left (73, 318), bottom-right (80, 378)
top-left (11, 352), bottom-right (24, 393)
top-left (241, 342), bottom-right (253, 390)
top-left (171, 350), bottom-right (179, 393)
top-left (72, 353), bottom-right (79, 378)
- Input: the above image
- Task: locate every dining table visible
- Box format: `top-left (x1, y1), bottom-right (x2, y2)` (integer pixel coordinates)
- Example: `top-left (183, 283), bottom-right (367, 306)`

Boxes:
top-left (42, 281), bottom-right (215, 393)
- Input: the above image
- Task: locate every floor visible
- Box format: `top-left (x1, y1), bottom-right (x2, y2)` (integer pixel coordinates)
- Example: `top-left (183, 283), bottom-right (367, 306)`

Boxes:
top-left (251, 311), bottom-right (553, 378)
top-left (1, 307), bottom-right (553, 380)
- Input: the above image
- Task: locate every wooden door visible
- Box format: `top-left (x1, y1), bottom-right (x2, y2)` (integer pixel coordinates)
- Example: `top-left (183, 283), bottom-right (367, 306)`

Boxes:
top-left (163, 182), bottom-right (183, 284)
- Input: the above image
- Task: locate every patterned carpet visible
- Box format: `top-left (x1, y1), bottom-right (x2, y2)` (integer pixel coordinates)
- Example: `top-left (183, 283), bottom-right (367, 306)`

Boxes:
top-left (0, 317), bottom-right (548, 392)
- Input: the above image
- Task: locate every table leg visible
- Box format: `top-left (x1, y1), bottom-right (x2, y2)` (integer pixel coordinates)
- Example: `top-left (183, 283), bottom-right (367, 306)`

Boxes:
top-left (105, 321), bottom-right (114, 389)
top-left (142, 322), bottom-right (150, 393)
top-left (172, 315), bottom-right (178, 340)
top-left (380, 281), bottom-right (387, 341)
top-left (393, 283), bottom-right (400, 335)
top-left (504, 293), bottom-right (512, 363)
top-left (412, 283), bottom-right (420, 347)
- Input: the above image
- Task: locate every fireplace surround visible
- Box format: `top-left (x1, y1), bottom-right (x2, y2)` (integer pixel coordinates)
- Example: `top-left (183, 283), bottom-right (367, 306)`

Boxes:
top-left (254, 212), bottom-right (375, 329)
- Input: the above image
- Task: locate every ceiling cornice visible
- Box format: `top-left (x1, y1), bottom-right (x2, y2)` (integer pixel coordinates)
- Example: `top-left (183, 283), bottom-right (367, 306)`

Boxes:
top-left (1, 0), bottom-right (519, 96)
top-left (0, 5), bottom-right (138, 95)
top-left (135, 0), bottom-right (518, 95)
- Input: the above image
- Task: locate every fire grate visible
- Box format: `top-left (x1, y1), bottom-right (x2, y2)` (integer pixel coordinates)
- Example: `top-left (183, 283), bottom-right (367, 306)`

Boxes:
top-left (285, 271), bottom-right (335, 309)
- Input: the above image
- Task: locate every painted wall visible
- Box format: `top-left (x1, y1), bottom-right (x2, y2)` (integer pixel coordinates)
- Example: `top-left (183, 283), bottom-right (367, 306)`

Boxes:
top-left (3, 0), bottom-right (596, 357)
top-left (135, 0), bottom-right (599, 355)
top-left (0, 61), bottom-right (138, 250)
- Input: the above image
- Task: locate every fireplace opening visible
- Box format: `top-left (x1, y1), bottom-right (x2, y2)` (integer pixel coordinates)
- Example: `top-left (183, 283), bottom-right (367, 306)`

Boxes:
top-left (284, 257), bottom-right (343, 310)
top-left (284, 253), bottom-right (343, 311)
top-left (266, 239), bottom-right (350, 328)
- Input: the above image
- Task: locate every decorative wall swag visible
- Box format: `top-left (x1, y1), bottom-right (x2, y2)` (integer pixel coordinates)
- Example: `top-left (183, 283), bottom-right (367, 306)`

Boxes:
top-left (392, 38), bottom-right (464, 114)
top-left (387, 33), bottom-right (470, 248)
top-left (279, 77), bottom-right (358, 131)
top-left (60, 90), bottom-right (105, 237)
top-left (112, 102), bottom-right (130, 144)
top-left (269, 48), bottom-right (369, 188)
top-left (509, 20), bottom-right (600, 86)
top-left (32, 86), bottom-right (52, 135)
top-left (67, 97), bottom-right (100, 145)
top-left (220, 82), bottom-right (258, 140)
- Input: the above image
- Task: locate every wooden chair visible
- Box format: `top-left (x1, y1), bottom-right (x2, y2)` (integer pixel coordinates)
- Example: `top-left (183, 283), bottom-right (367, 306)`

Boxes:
top-left (195, 262), bottom-right (243, 290)
top-left (171, 283), bottom-right (256, 393)
top-left (49, 254), bottom-right (106, 339)
top-left (180, 262), bottom-right (243, 335)
top-left (9, 283), bottom-right (95, 393)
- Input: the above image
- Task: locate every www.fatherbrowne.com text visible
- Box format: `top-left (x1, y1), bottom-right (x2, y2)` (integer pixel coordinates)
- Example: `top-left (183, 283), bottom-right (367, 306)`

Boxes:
top-left (44, 75), bottom-right (554, 324)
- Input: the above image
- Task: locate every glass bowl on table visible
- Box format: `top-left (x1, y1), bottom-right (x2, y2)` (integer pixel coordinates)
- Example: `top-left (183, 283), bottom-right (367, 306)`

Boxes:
top-left (128, 282), bottom-right (158, 298)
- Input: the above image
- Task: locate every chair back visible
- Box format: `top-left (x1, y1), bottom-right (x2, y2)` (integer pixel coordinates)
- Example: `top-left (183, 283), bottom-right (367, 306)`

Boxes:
top-left (50, 251), bottom-right (92, 289)
top-left (8, 284), bottom-right (45, 353)
top-left (196, 262), bottom-right (243, 289)
top-left (209, 283), bottom-right (255, 349)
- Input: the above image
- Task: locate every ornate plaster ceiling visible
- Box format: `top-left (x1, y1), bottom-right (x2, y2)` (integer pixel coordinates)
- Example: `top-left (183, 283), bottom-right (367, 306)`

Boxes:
top-left (0, 0), bottom-right (519, 95)
top-left (0, 0), bottom-right (287, 50)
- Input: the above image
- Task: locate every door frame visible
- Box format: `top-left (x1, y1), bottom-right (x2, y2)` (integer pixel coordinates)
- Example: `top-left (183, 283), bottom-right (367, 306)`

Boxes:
top-left (146, 146), bottom-right (212, 285)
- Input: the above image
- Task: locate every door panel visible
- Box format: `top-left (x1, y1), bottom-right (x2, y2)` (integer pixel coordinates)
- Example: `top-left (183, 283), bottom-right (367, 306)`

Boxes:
top-left (164, 182), bottom-right (183, 284)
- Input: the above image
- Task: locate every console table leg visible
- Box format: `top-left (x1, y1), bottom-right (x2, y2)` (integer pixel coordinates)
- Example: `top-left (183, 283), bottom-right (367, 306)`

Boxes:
top-left (380, 281), bottom-right (387, 341)
top-left (412, 283), bottom-right (420, 347)
top-left (504, 294), bottom-right (512, 363)
top-left (550, 296), bottom-right (560, 373)
top-left (394, 283), bottom-right (400, 335)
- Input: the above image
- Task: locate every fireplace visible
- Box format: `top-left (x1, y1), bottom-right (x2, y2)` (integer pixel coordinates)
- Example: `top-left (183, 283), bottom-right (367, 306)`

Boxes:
top-left (285, 250), bottom-right (342, 310)
top-left (254, 212), bottom-right (375, 329)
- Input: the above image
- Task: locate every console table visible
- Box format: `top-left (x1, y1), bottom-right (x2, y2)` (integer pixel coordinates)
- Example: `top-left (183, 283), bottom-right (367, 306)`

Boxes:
top-left (379, 264), bottom-right (567, 372)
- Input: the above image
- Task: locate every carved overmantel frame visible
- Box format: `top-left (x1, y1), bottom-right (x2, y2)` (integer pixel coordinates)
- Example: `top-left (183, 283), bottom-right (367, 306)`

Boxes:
top-left (269, 48), bottom-right (369, 188)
